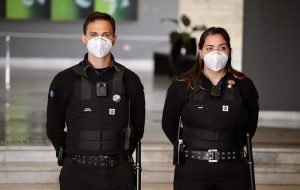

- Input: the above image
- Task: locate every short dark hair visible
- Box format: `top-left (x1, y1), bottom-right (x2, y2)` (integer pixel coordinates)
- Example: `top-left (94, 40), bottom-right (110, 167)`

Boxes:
top-left (83, 11), bottom-right (116, 35)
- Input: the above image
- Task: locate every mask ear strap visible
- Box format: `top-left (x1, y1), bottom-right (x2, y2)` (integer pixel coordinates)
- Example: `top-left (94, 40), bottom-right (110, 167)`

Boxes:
top-left (83, 36), bottom-right (90, 44)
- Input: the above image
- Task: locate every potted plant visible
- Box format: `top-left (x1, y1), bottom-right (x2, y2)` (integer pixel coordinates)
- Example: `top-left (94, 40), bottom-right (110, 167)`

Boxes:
top-left (160, 14), bottom-right (207, 76)
top-left (161, 14), bottom-right (207, 57)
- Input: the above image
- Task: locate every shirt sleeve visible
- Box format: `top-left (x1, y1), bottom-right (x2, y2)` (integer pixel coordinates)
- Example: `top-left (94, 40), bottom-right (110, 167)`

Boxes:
top-left (238, 77), bottom-right (259, 138)
top-left (46, 73), bottom-right (68, 151)
top-left (162, 80), bottom-right (187, 144)
top-left (124, 70), bottom-right (145, 148)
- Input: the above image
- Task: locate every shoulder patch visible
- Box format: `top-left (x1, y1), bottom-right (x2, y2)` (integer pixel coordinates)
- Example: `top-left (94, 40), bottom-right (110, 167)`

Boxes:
top-left (49, 90), bottom-right (55, 98)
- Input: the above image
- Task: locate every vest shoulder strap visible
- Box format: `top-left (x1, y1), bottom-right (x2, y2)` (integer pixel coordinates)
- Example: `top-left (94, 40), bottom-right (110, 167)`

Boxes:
top-left (71, 62), bottom-right (89, 79)
top-left (112, 62), bottom-right (126, 96)
top-left (77, 62), bottom-right (127, 100)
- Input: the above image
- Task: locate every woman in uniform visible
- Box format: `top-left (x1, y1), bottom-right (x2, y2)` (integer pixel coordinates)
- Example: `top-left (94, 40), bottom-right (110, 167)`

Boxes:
top-left (162, 27), bottom-right (259, 190)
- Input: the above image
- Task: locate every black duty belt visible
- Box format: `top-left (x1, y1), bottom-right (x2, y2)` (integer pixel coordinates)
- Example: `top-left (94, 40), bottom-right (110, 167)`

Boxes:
top-left (185, 149), bottom-right (244, 162)
top-left (67, 154), bottom-right (133, 167)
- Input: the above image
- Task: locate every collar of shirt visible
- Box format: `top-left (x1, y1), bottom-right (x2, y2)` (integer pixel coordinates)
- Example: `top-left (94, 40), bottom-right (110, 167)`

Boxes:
top-left (82, 53), bottom-right (117, 82)
top-left (201, 71), bottom-right (228, 89)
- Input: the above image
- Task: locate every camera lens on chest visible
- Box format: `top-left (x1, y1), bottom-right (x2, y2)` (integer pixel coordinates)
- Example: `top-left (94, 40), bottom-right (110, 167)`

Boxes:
top-left (96, 82), bottom-right (107, 97)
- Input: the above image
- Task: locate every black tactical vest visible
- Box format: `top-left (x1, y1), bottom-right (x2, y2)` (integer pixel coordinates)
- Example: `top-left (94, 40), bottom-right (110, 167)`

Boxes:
top-left (65, 62), bottom-right (129, 155)
top-left (181, 79), bottom-right (248, 150)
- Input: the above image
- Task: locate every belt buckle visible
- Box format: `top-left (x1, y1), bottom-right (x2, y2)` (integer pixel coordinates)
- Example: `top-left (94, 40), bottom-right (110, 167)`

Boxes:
top-left (103, 156), bottom-right (110, 167)
top-left (98, 155), bottom-right (110, 167)
top-left (208, 149), bottom-right (218, 163)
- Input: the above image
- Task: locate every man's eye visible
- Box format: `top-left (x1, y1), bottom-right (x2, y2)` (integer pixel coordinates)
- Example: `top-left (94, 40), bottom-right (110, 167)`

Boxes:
top-left (102, 33), bottom-right (111, 39)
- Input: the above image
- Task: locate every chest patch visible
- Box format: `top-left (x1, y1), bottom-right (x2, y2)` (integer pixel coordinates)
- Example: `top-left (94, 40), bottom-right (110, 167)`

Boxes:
top-left (83, 107), bottom-right (94, 112)
top-left (109, 108), bottom-right (116, 115)
top-left (222, 105), bottom-right (229, 112)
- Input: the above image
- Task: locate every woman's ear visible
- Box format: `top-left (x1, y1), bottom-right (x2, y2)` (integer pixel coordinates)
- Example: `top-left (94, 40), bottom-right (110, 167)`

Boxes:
top-left (199, 50), bottom-right (204, 59)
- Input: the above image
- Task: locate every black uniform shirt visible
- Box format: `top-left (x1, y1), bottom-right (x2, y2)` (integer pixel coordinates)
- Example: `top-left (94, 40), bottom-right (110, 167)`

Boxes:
top-left (46, 54), bottom-right (145, 151)
top-left (162, 73), bottom-right (259, 144)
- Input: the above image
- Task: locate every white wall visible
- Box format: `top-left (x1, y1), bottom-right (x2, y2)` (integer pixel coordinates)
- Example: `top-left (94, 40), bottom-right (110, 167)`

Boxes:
top-left (179, 0), bottom-right (244, 71)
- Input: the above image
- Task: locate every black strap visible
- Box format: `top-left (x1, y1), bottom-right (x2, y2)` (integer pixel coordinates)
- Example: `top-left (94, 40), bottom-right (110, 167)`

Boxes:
top-left (183, 126), bottom-right (239, 141)
top-left (72, 61), bottom-right (89, 79)
top-left (81, 77), bottom-right (91, 100)
top-left (72, 61), bottom-right (91, 100)
top-left (223, 77), bottom-right (238, 102)
top-left (112, 63), bottom-right (125, 96)
top-left (79, 130), bottom-right (123, 140)
top-left (78, 130), bottom-right (124, 152)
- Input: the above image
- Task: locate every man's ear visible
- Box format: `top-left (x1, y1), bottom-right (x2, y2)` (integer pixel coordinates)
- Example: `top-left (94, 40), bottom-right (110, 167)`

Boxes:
top-left (112, 34), bottom-right (117, 46)
top-left (81, 35), bottom-right (87, 45)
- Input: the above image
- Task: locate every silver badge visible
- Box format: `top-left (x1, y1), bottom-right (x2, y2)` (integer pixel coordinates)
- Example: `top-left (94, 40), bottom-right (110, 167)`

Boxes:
top-left (112, 94), bottom-right (121, 103)
top-left (109, 108), bottom-right (115, 115)
top-left (222, 105), bottom-right (229, 112)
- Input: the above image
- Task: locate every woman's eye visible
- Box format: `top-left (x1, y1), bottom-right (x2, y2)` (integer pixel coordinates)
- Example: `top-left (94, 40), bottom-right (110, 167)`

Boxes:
top-left (221, 46), bottom-right (227, 51)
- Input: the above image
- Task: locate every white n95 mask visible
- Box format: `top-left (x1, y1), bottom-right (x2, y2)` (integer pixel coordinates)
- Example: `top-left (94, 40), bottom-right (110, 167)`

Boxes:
top-left (203, 51), bottom-right (228, 72)
top-left (86, 36), bottom-right (112, 58)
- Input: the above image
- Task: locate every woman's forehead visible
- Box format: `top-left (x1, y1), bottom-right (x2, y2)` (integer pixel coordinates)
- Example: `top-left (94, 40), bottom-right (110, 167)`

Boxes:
top-left (204, 34), bottom-right (227, 46)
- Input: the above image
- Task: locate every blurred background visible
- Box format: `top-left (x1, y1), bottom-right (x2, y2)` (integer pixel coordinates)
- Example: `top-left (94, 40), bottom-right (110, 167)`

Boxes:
top-left (0, 0), bottom-right (300, 189)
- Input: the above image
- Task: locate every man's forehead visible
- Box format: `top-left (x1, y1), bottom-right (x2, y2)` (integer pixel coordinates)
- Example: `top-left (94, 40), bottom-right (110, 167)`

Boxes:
top-left (87, 20), bottom-right (113, 31)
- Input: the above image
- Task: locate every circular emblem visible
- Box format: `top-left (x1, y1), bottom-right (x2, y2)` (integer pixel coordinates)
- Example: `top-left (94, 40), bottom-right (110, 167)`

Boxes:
top-left (227, 80), bottom-right (235, 89)
top-left (49, 90), bottom-right (54, 97)
top-left (113, 94), bottom-right (121, 103)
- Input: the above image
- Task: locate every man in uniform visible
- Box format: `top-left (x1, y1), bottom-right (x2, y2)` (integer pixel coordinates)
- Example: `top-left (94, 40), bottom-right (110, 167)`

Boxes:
top-left (46, 11), bottom-right (145, 190)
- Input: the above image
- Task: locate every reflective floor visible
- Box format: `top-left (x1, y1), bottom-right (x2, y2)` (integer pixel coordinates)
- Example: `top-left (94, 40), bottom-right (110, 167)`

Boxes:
top-left (0, 68), bottom-right (55, 145)
top-left (0, 67), bottom-right (172, 146)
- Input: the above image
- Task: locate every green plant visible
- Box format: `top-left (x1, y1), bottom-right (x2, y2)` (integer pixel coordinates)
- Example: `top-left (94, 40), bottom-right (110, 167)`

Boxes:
top-left (159, 14), bottom-right (207, 76)
top-left (161, 14), bottom-right (207, 57)
top-left (161, 14), bottom-right (207, 35)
